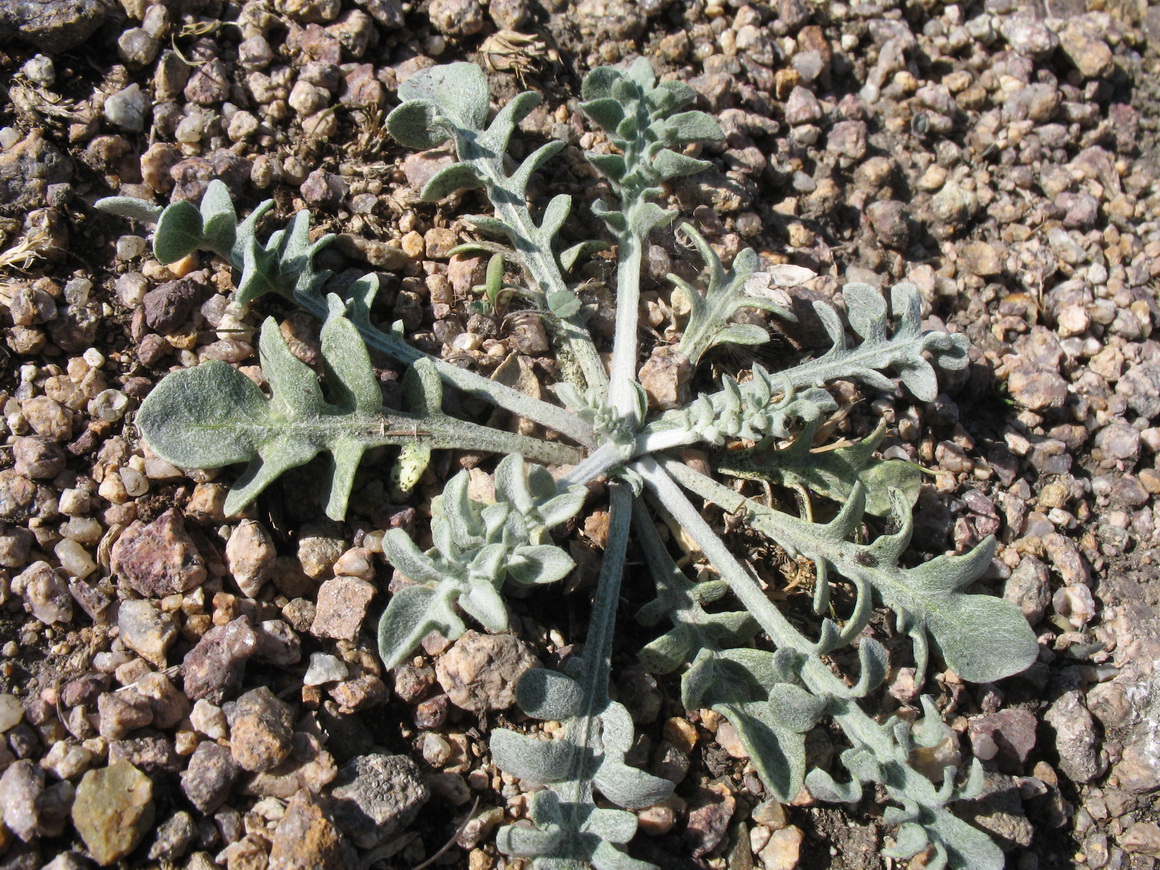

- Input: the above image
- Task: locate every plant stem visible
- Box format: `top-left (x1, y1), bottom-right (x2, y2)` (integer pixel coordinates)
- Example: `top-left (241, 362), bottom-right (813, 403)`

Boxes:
top-left (288, 286), bottom-right (597, 448)
top-left (607, 232), bottom-right (644, 424)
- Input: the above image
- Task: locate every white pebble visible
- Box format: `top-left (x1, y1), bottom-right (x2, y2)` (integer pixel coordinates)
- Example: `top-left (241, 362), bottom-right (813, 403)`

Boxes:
top-left (119, 466), bottom-right (149, 498)
top-left (55, 538), bottom-right (97, 579)
top-left (303, 652), bottom-right (349, 686)
top-left (82, 348), bottom-right (106, 369)
top-left (90, 389), bottom-right (130, 422)
top-left (0, 693), bottom-right (24, 732)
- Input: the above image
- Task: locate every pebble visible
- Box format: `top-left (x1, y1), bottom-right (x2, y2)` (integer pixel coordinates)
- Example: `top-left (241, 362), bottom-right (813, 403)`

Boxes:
top-left (181, 740), bottom-right (241, 814)
top-left (117, 27), bottom-right (160, 66)
top-left (327, 754), bottom-right (429, 848)
top-left (182, 617), bottom-right (259, 703)
top-left (0, 693), bottom-right (24, 732)
top-left (304, 653), bottom-right (348, 686)
top-left (758, 825), bottom-right (804, 870)
top-left (428, 0), bottom-right (484, 36)
top-left (13, 435), bottom-right (65, 479)
top-left (254, 619), bottom-right (302, 667)
top-left (225, 520), bottom-right (277, 598)
top-left (0, 760), bottom-right (44, 841)
top-left (968, 709), bottom-right (1038, 773)
top-left (1044, 690), bottom-right (1104, 784)
top-left (310, 576), bottom-right (375, 641)
top-left (14, 561), bottom-right (73, 625)
top-left (1057, 21), bottom-right (1114, 79)
top-left (435, 631), bottom-right (539, 714)
top-left (103, 84), bottom-right (150, 133)
top-left (72, 760), bottom-right (154, 865)
top-left (1122, 822), bottom-right (1160, 859)
top-left (1052, 583), bottom-right (1096, 629)
top-left (111, 509), bottom-right (207, 598)
top-left (117, 598), bottom-right (179, 666)
top-left (224, 686), bottom-right (294, 773)
top-left (0, 0), bottom-right (110, 52)
top-left (97, 690), bottom-right (154, 739)
top-left (135, 672), bottom-right (190, 729)
top-left (1004, 555), bottom-right (1051, 625)
top-left (268, 789), bottom-right (353, 870)
top-left (686, 782), bottom-right (735, 857)
top-left (148, 811), bottom-right (197, 862)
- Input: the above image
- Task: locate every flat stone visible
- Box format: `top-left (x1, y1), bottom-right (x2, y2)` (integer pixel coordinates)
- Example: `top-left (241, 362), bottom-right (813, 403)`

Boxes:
top-left (310, 576), bottom-right (375, 641)
top-left (224, 686), bottom-right (294, 773)
top-left (1044, 690), bottom-right (1104, 784)
top-left (72, 761), bottom-right (154, 866)
top-left (968, 709), bottom-right (1038, 773)
top-left (182, 617), bottom-right (259, 703)
top-left (0, 0), bottom-right (110, 51)
top-left (14, 561), bottom-right (73, 625)
top-left (327, 754), bottom-right (429, 849)
top-left (685, 782), bottom-right (735, 857)
top-left (226, 520), bottom-right (276, 597)
top-left (0, 760), bottom-right (44, 842)
top-left (435, 630), bottom-right (539, 713)
top-left (97, 690), bottom-right (154, 740)
top-left (268, 789), bottom-right (354, 870)
top-left (142, 278), bottom-right (201, 335)
top-left (117, 599), bottom-right (179, 667)
top-left (181, 741), bottom-right (241, 814)
top-left (111, 509), bottom-right (207, 598)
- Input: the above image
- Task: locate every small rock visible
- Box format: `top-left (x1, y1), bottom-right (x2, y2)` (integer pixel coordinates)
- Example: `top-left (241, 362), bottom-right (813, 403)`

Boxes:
top-left (328, 754), bottom-right (429, 849)
top-left (1006, 366), bottom-right (1068, 411)
top-left (14, 561), bottom-right (73, 625)
top-left (135, 672), bottom-right (190, 729)
top-left (254, 619), bottom-right (303, 667)
top-left (1004, 555), bottom-right (1051, 625)
top-left (226, 520), bottom-right (277, 597)
top-left (13, 435), bottom-right (66, 479)
top-left (148, 810), bottom-right (197, 862)
top-left (1044, 690), bottom-right (1104, 783)
top-left (960, 241), bottom-right (1003, 276)
top-left (310, 576), bottom-right (375, 641)
top-left (826, 120), bottom-right (867, 160)
top-left (784, 86), bottom-right (823, 125)
top-left (428, 0), bottom-right (484, 36)
top-left (117, 27), bottom-right (160, 66)
top-left (181, 740), bottom-right (241, 814)
top-left (638, 346), bottom-right (692, 411)
top-left (268, 789), bottom-right (354, 870)
top-left (304, 653), bottom-right (349, 686)
top-left (182, 617), bottom-right (259, 703)
top-left (225, 686), bottom-right (294, 773)
top-left (865, 200), bottom-right (909, 249)
top-left (111, 509), bottom-right (207, 598)
top-left (0, 469), bottom-right (37, 522)
top-left (1052, 583), bottom-right (1096, 629)
top-left (117, 599), bottom-right (179, 667)
top-left (1122, 822), bottom-right (1160, 858)
top-left (0, 693), bottom-right (25, 731)
top-left (968, 709), bottom-right (1037, 773)
top-left (0, 0), bottom-right (110, 52)
top-left (1042, 532), bottom-right (1089, 586)
top-left (72, 761), bottom-right (154, 866)
top-left (97, 690), bottom-right (154, 739)
top-left (103, 84), bottom-right (149, 132)
top-left (435, 631), bottom-right (539, 713)
top-left (1117, 362), bottom-right (1160, 420)
top-left (686, 782), bottom-right (735, 857)
top-left (758, 825), bottom-right (804, 870)
top-left (0, 760), bottom-right (44, 841)
top-left (142, 278), bottom-right (201, 334)
top-left (1057, 21), bottom-right (1114, 79)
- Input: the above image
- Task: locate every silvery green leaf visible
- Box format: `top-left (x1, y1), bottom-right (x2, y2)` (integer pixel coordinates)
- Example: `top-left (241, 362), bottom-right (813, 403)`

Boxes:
top-left (650, 149), bottom-right (711, 179)
top-left (777, 281), bottom-right (970, 402)
top-left (510, 142), bottom-right (568, 200)
top-left (766, 683), bottom-right (827, 732)
top-left (507, 544), bottom-right (576, 586)
top-left (664, 110), bottom-right (724, 143)
top-left (380, 530), bottom-right (444, 585)
top-left (199, 179), bottom-right (238, 254)
top-left (586, 152), bottom-right (628, 181)
top-left (153, 199), bottom-right (205, 263)
top-left (882, 823), bottom-right (930, 859)
top-left (713, 323), bottom-right (770, 346)
top-left (805, 768), bottom-right (863, 804)
top-left (714, 700), bottom-right (806, 803)
top-left (386, 100), bottom-right (451, 149)
top-left (421, 162), bottom-right (483, 201)
top-left (851, 637), bottom-right (890, 697)
top-left (397, 62), bottom-right (490, 132)
top-left (548, 289), bottom-right (582, 318)
top-left (515, 668), bottom-right (585, 719)
top-left (559, 240), bottom-right (609, 273)
top-left (94, 196), bottom-right (163, 224)
top-left (490, 729), bottom-right (580, 784)
top-left (579, 97), bottom-right (625, 131)
top-left (459, 582), bottom-right (509, 631)
top-left (378, 584), bottom-right (465, 669)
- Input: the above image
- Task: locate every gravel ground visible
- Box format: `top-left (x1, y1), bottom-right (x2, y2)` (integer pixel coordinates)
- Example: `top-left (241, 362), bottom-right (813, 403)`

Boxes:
top-left (1, 0), bottom-right (1160, 868)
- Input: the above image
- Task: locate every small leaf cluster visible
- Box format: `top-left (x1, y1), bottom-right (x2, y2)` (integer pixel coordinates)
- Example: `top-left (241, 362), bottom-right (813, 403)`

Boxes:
top-left (378, 454), bottom-right (584, 668)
